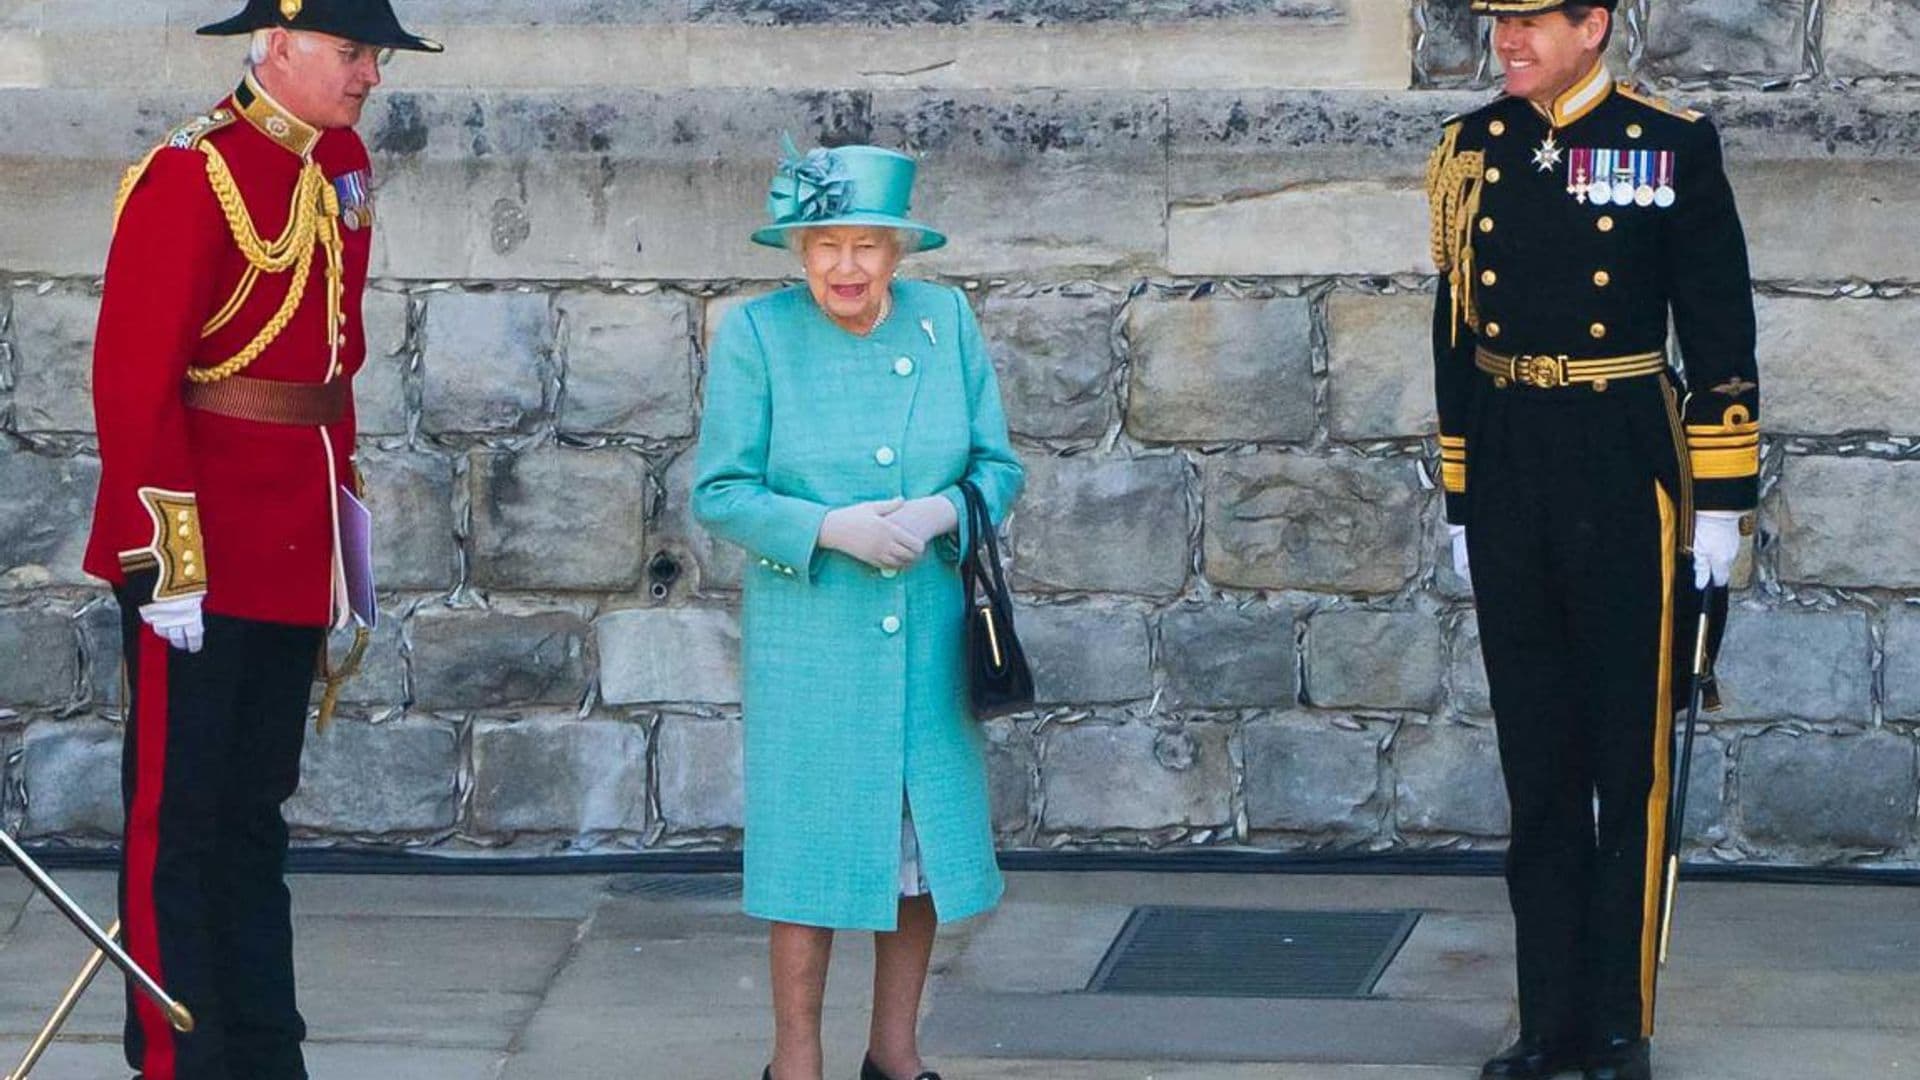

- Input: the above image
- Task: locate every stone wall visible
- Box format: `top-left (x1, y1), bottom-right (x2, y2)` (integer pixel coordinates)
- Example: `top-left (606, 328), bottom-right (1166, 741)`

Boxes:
top-left (1, 0), bottom-right (1916, 866)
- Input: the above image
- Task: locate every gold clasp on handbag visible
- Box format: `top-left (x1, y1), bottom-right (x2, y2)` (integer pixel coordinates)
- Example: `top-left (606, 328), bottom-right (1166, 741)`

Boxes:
top-left (978, 605), bottom-right (1004, 670)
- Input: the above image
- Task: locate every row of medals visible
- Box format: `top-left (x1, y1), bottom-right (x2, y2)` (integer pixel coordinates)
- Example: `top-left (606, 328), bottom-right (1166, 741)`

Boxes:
top-left (1538, 133), bottom-right (1675, 208)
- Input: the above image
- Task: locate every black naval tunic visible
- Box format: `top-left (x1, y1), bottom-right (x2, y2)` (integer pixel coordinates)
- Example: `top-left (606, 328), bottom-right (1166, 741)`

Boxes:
top-left (1427, 63), bottom-right (1759, 1047)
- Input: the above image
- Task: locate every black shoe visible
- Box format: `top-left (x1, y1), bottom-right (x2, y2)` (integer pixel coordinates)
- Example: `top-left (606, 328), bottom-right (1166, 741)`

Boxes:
top-left (860, 1054), bottom-right (941, 1080)
top-left (1584, 1036), bottom-right (1651, 1080)
top-left (762, 1069), bottom-right (772, 1080)
top-left (1481, 1035), bottom-right (1583, 1079)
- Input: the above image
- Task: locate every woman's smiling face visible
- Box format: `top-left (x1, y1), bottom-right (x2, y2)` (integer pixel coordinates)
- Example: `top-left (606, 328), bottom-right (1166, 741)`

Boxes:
top-left (799, 226), bottom-right (904, 335)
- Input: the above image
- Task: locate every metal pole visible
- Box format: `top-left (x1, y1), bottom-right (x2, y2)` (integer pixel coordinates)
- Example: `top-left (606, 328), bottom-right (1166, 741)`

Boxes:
top-left (6, 921), bottom-right (117, 1080)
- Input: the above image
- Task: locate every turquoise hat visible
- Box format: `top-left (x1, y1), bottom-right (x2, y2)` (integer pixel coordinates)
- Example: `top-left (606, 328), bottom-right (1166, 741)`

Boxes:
top-left (751, 136), bottom-right (947, 252)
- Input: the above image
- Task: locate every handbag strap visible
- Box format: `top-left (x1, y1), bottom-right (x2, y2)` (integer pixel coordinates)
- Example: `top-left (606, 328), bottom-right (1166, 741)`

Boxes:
top-left (958, 479), bottom-right (1012, 601)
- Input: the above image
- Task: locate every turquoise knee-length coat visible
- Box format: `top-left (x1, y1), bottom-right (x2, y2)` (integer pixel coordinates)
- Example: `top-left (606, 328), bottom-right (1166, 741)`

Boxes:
top-left (691, 280), bottom-right (1024, 931)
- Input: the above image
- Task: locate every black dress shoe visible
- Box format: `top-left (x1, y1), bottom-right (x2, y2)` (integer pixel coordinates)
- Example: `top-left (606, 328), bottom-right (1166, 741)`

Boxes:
top-left (1584, 1036), bottom-right (1651, 1080)
top-left (762, 1068), bottom-right (772, 1080)
top-left (860, 1053), bottom-right (941, 1080)
top-left (1481, 1035), bottom-right (1583, 1079)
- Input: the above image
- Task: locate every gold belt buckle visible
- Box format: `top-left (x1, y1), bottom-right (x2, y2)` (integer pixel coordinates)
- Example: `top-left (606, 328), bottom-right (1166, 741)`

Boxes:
top-left (1515, 354), bottom-right (1569, 388)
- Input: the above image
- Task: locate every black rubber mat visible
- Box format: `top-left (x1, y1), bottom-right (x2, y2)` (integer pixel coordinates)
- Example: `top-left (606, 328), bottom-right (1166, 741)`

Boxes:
top-left (1086, 906), bottom-right (1420, 998)
top-left (605, 874), bottom-right (743, 901)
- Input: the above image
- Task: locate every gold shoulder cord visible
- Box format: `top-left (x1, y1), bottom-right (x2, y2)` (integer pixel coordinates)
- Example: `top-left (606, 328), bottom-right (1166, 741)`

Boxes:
top-left (111, 142), bottom-right (344, 385)
top-left (1425, 123), bottom-right (1487, 346)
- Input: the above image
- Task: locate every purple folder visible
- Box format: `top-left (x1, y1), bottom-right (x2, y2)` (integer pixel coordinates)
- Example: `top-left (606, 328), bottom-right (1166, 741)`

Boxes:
top-left (338, 485), bottom-right (377, 629)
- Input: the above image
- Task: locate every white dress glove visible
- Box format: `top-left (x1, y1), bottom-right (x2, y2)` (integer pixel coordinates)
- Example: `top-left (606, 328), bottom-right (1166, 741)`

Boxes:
top-left (819, 498), bottom-right (924, 570)
top-left (1693, 510), bottom-right (1744, 590)
top-left (1447, 523), bottom-right (1470, 584)
top-left (883, 495), bottom-right (959, 546)
top-left (141, 594), bottom-right (206, 653)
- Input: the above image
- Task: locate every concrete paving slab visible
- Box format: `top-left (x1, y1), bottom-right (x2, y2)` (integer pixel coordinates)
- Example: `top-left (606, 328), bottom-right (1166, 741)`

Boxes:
top-left (936, 1063), bottom-right (1462, 1079)
top-left (0, 912), bottom-right (126, 1037)
top-left (0, 1038), bottom-right (508, 1080)
top-left (996, 872), bottom-right (1513, 915)
top-left (945, 900), bottom-right (1134, 993)
top-left (1371, 913), bottom-right (1515, 1003)
top-left (17, 868), bottom-right (115, 921)
top-left (290, 873), bottom-right (607, 920)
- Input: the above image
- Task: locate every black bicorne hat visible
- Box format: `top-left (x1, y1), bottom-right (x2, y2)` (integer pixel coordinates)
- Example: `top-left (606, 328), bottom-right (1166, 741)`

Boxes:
top-left (198, 0), bottom-right (443, 52)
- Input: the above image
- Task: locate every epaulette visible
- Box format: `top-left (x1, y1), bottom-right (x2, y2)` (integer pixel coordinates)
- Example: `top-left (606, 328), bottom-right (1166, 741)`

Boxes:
top-left (163, 107), bottom-right (237, 150)
top-left (1615, 82), bottom-right (1703, 123)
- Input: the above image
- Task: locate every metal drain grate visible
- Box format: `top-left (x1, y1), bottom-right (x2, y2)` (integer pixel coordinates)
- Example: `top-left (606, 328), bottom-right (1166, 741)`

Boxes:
top-left (1086, 907), bottom-right (1421, 999)
top-left (606, 874), bottom-right (743, 901)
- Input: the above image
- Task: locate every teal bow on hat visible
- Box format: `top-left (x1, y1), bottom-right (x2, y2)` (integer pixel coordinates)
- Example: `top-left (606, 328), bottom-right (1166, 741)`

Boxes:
top-left (751, 134), bottom-right (947, 251)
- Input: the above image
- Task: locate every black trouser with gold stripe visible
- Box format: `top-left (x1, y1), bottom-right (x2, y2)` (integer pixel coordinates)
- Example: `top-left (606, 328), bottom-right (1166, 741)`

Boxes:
top-left (1462, 370), bottom-right (1687, 1047)
top-left (117, 583), bottom-right (320, 1080)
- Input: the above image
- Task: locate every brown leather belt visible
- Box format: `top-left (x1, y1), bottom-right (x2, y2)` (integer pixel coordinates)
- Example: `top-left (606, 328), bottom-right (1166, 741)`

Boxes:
top-left (183, 374), bottom-right (349, 425)
top-left (1475, 346), bottom-right (1667, 389)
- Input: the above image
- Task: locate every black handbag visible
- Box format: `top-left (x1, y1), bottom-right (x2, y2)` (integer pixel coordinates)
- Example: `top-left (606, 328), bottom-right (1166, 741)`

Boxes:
top-left (958, 480), bottom-right (1034, 719)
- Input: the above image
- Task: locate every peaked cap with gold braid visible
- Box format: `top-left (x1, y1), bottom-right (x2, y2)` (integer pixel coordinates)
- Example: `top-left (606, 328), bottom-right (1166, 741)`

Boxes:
top-left (1470, 0), bottom-right (1615, 13)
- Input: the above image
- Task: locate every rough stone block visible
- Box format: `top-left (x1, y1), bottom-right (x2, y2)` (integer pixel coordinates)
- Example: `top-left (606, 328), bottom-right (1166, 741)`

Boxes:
top-left (556, 290), bottom-right (696, 437)
top-left (654, 716), bottom-right (743, 830)
top-left (359, 447), bottom-right (458, 591)
top-left (419, 290), bottom-right (550, 434)
top-left (1712, 606), bottom-right (1871, 724)
top-left (1159, 602), bottom-right (1298, 709)
top-left (409, 606), bottom-right (591, 710)
top-left (471, 716), bottom-right (649, 835)
top-left (1738, 160), bottom-right (1920, 281)
top-left (1010, 453), bottom-right (1189, 596)
top-left (1774, 457), bottom-right (1920, 589)
top-left (469, 448), bottom-right (650, 591)
top-left (1645, 0), bottom-right (1807, 77)
top-left (78, 599), bottom-right (123, 708)
top-left (1041, 722), bottom-right (1232, 831)
top-left (0, 449), bottom-right (99, 586)
top-left (1170, 185), bottom-right (1429, 277)
top-left (654, 449), bottom-right (746, 594)
top-left (1392, 722), bottom-right (1508, 836)
top-left (1824, 0), bottom-right (1920, 76)
top-left (353, 289), bottom-right (413, 437)
top-left (19, 719), bottom-right (121, 838)
top-left (1306, 609), bottom-right (1443, 712)
top-left (1325, 291), bottom-right (1437, 440)
top-left (0, 606), bottom-right (78, 707)
top-left (869, 90), bottom-right (1168, 276)
top-left (1740, 730), bottom-right (1916, 850)
top-left (1416, 0), bottom-right (1482, 82)
top-left (1756, 297), bottom-right (1920, 436)
top-left (8, 289), bottom-right (98, 433)
top-left (286, 717), bottom-right (460, 834)
top-left (977, 292), bottom-right (1115, 440)
top-left (1243, 715), bottom-right (1383, 834)
top-left (1203, 452), bottom-right (1423, 594)
top-left (1884, 606), bottom-right (1920, 722)
top-left (1124, 297), bottom-right (1316, 443)
top-left (985, 720), bottom-right (1036, 835)
top-left (1680, 732), bottom-right (1730, 845)
top-left (1016, 601), bottom-right (1152, 705)
top-left (596, 607), bottom-right (741, 705)
top-left (330, 612), bottom-right (407, 710)
top-left (1447, 611), bottom-right (1492, 716)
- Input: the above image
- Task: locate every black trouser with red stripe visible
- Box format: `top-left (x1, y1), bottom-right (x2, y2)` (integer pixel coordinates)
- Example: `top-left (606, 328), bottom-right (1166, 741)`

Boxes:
top-left (1461, 370), bottom-right (1688, 1049)
top-left (117, 584), bottom-right (320, 1080)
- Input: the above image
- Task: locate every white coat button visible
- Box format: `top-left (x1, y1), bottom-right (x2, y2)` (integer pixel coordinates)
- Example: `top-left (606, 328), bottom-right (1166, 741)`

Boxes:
top-left (894, 357), bottom-right (914, 376)
top-left (880, 568), bottom-right (898, 579)
top-left (881, 615), bottom-right (901, 634)
top-left (875, 446), bottom-right (896, 466)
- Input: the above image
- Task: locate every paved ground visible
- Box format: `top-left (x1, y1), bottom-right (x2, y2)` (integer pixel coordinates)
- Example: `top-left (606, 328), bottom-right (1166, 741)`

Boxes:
top-left (0, 867), bottom-right (1915, 1079)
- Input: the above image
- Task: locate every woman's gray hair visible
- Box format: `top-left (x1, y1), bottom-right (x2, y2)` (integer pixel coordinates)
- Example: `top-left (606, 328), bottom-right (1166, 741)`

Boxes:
top-left (785, 227), bottom-right (924, 258)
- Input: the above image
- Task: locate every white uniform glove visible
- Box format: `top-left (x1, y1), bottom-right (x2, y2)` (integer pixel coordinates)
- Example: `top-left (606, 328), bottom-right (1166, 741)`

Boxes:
top-left (1447, 523), bottom-right (1471, 584)
top-left (1693, 510), bottom-right (1744, 590)
top-left (819, 498), bottom-right (924, 570)
top-left (141, 594), bottom-right (205, 653)
top-left (883, 495), bottom-right (959, 546)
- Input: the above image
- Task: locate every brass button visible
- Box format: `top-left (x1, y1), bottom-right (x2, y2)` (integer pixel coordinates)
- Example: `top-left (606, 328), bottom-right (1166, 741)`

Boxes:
top-left (1479, 216), bottom-right (1495, 234)
top-left (1485, 166), bottom-right (1502, 183)
top-left (1593, 379), bottom-right (1610, 393)
top-left (1490, 119), bottom-right (1507, 136)
top-left (1590, 322), bottom-right (1608, 339)
top-left (1481, 269), bottom-right (1498, 286)
top-left (1597, 216), bottom-right (1615, 233)
top-left (1593, 269), bottom-right (1611, 287)
top-left (1627, 123), bottom-right (1643, 139)
top-left (1486, 322), bottom-right (1502, 338)
top-left (1493, 376), bottom-right (1510, 389)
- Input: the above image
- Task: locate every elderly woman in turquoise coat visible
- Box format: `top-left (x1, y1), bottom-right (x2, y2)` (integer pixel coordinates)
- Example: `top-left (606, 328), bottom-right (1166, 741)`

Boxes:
top-left (692, 140), bottom-right (1023, 1080)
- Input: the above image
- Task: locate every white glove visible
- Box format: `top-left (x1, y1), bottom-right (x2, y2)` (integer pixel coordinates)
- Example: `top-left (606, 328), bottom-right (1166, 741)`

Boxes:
top-left (1447, 523), bottom-right (1470, 584)
top-left (141, 594), bottom-right (205, 653)
top-left (883, 495), bottom-right (959, 546)
top-left (1693, 511), bottom-right (1744, 590)
top-left (819, 498), bottom-right (924, 570)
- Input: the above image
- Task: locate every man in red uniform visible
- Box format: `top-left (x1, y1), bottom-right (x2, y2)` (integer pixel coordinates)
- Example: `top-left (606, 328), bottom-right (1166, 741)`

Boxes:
top-left (84, 3), bottom-right (439, 1077)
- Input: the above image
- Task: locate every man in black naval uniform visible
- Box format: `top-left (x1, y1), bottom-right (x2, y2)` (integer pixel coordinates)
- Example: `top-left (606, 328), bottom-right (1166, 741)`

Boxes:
top-left (1426, 2), bottom-right (1759, 1078)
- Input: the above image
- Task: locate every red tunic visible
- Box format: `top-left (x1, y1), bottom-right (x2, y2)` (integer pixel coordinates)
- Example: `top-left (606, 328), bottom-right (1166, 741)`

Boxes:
top-left (85, 75), bottom-right (372, 628)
